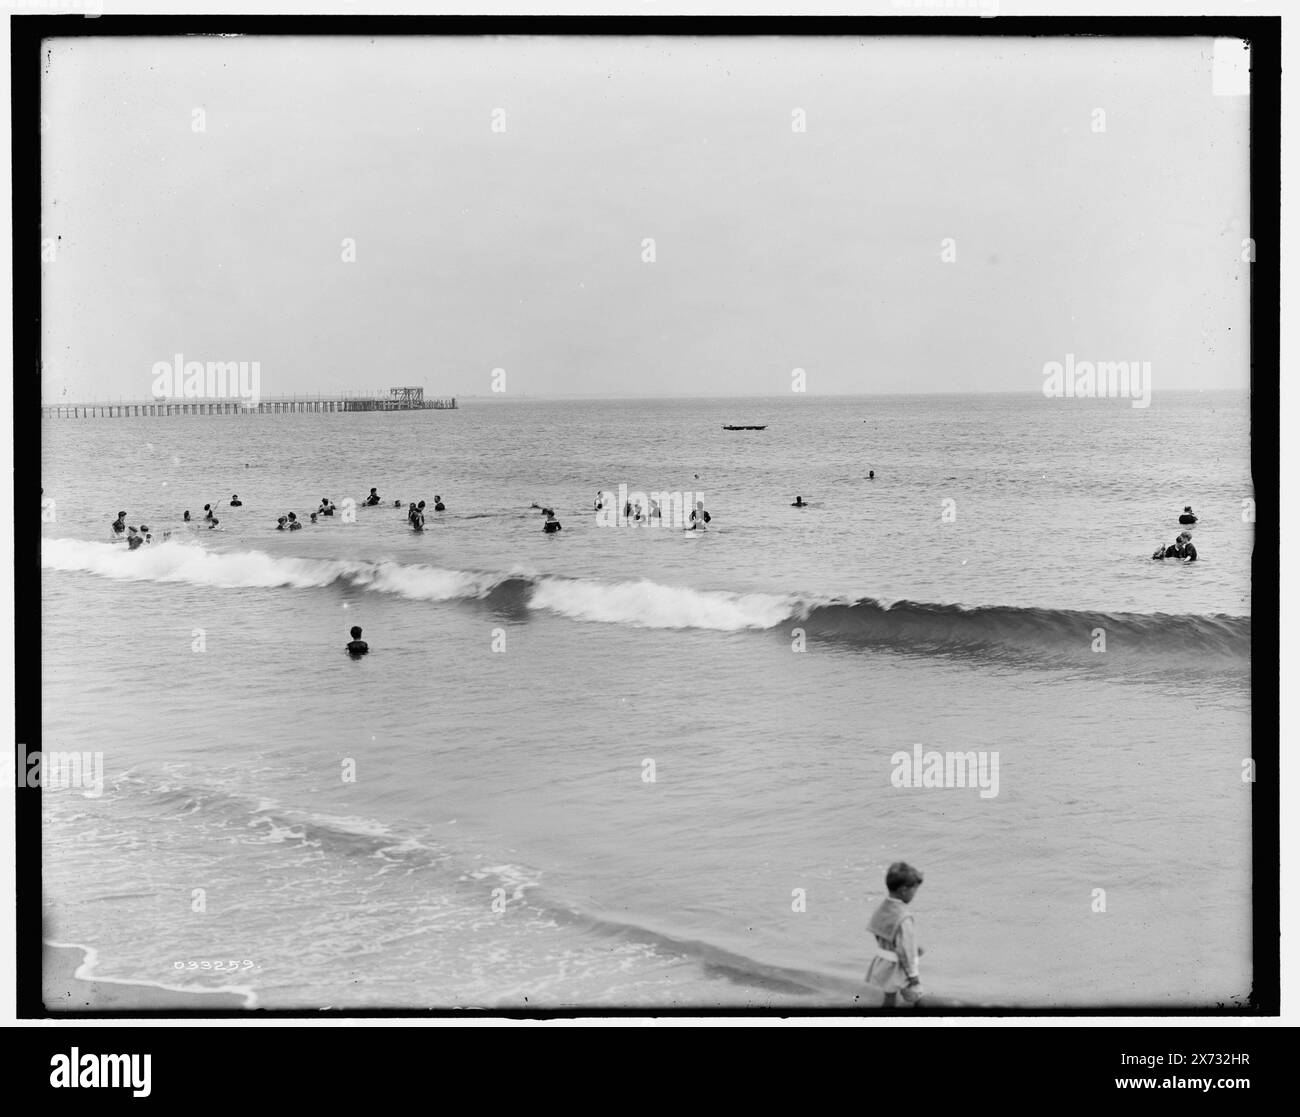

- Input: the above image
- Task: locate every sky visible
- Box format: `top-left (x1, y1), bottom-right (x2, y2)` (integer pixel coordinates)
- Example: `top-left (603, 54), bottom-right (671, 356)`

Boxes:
top-left (40, 34), bottom-right (1251, 401)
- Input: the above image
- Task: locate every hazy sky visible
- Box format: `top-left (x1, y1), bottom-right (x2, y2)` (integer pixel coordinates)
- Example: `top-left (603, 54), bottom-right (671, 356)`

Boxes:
top-left (41, 34), bottom-right (1250, 401)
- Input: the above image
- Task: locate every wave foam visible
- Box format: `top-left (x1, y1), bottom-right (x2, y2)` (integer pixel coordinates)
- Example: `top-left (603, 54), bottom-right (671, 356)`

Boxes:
top-left (42, 538), bottom-right (1248, 661)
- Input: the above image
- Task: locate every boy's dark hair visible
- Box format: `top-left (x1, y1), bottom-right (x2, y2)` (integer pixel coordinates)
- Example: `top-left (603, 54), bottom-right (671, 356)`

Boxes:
top-left (886, 862), bottom-right (924, 892)
top-left (350, 626), bottom-right (362, 639)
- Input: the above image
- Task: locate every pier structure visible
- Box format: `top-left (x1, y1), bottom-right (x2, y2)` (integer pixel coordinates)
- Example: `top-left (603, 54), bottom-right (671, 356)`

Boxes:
top-left (41, 388), bottom-right (457, 419)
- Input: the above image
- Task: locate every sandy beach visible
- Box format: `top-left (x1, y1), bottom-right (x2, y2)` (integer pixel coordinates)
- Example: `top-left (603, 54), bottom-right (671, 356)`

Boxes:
top-left (44, 942), bottom-right (255, 1012)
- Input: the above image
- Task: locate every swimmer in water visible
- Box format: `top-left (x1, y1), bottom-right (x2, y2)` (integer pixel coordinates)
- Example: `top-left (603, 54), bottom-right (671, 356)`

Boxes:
top-left (346, 625), bottom-right (369, 657)
top-left (319, 498), bottom-right (335, 517)
top-left (287, 512), bottom-right (301, 531)
top-left (183, 510), bottom-right (191, 522)
top-left (1178, 506), bottom-right (1198, 525)
top-left (310, 512), bottom-right (318, 524)
top-left (393, 499), bottom-right (402, 508)
top-left (411, 505), bottom-right (425, 532)
top-left (229, 494), bottom-right (242, 507)
top-left (204, 504), bottom-right (216, 523)
top-left (364, 487), bottom-right (380, 506)
top-left (276, 516), bottom-right (288, 531)
top-left (406, 502), bottom-right (418, 524)
top-left (594, 491), bottom-right (604, 511)
top-left (869, 471), bottom-right (875, 480)
top-left (1152, 532), bottom-right (1197, 561)
top-left (688, 501), bottom-right (712, 530)
top-left (126, 527), bottom-right (143, 550)
top-left (433, 495), bottom-right (445, 512)
top-left (792, 496), bottom-right (807, 507)
top-left (543, 511), bottom-right (562, 534)
top-left (111, 511), bottom-right (127, 536)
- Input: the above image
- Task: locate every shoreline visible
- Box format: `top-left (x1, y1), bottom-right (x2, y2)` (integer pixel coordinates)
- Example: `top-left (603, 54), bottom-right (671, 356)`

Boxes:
top-left (43, 941), bottom-right (257, 1012)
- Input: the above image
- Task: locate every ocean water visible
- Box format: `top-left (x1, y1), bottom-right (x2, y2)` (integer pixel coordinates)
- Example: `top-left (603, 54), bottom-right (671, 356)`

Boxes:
top-left (39, 393), bottom-right (1253, 1009)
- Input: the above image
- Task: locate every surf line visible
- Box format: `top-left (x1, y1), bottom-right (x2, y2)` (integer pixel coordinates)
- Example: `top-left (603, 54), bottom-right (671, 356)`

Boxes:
top-left (890, 744), bottom-right (1000, 800)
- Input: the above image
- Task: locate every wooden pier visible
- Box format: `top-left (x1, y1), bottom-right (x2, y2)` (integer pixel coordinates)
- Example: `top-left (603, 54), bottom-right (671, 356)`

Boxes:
top-left (41, 387), bottom-right (457, 419)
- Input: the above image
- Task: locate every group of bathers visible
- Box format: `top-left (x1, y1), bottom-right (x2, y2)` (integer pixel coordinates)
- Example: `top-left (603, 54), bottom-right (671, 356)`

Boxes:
top-left (1152, 506), bottom-right (1198, 562)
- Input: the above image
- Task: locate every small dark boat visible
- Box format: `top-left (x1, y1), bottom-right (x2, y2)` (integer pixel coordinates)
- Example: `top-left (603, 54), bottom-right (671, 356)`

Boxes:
top-left (722, 424), bottom-right (767, 430)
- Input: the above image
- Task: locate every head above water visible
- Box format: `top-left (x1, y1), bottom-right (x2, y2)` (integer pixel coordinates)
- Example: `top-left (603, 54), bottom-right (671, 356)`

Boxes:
top-left (350, 626), bottom-right (362, 639)
top-left (369, 488), bottom-right (377, 494)
top-left (417, 501), bottom-right (425, 510)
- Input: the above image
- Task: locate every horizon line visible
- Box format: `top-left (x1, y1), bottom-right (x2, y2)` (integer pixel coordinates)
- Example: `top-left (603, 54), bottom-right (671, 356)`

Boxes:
top-left (40, 386), bottom-right (1248, 405)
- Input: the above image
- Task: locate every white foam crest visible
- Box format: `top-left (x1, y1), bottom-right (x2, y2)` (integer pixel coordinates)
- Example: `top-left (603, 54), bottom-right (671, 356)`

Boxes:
top-left (41, 538), bottom-right (492, 601)
top-left (355, 560), bottom-right (496, 602)
top-left (44, 538), bottom-right (809, 632)
top-left (42, 537), bottom-right (357, 589)
top-left (529, 576), bottom-right (796, 631)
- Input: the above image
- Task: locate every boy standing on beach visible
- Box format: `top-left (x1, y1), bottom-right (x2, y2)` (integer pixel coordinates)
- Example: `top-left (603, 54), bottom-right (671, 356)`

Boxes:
top-left (865, 862), bottom-right (925, 1007)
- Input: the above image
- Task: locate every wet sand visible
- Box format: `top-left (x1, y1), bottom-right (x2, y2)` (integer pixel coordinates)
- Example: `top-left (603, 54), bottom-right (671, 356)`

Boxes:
top-left (44, 942), bottom-right (255, 1012)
